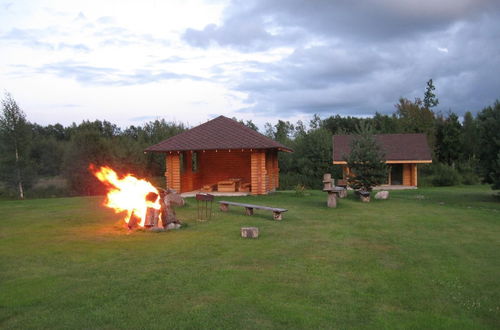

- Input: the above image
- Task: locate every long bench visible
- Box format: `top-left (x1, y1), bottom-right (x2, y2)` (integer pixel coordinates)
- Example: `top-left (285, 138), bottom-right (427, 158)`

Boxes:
top-left (219, 201), bottom-right (288, 220)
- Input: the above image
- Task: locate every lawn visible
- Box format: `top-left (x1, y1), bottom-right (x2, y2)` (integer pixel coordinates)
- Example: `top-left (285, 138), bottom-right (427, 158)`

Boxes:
top-left (1, 185), bottom-right (499, 329)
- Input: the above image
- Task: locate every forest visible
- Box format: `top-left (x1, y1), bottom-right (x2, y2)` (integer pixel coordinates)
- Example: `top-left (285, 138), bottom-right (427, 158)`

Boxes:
top-left (1, 81), bottom-right (499, 199)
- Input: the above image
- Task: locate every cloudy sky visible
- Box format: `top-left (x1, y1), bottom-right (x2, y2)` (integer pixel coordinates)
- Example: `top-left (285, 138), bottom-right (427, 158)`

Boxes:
top-left (1, 0), bottom-right (499, 129)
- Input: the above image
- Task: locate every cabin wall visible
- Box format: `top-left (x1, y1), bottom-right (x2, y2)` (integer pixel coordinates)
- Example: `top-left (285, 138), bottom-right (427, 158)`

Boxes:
top-left (403, 164), bottom-right (411, 186)
top-left (265, 150), bottom-right (279, 192)
top-left (411, 164), bottom-right (417, 186)
top-left (251, 151), bottom-right (267, 195)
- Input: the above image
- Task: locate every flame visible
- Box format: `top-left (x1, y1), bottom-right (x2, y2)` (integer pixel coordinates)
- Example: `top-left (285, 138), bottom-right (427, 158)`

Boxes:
top-left (91, 165), bottom-right (160, 227)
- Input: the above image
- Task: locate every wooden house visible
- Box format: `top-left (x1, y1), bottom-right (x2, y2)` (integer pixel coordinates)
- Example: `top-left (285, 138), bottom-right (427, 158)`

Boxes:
top-left (332, 133), bottom-right (432, 187)
top-left (145, 116), bottom-right (292, 195)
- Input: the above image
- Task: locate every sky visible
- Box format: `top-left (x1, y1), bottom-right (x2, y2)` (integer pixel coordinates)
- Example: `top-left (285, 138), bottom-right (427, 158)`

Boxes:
top-left (1, 0), bottom-right (499, 129)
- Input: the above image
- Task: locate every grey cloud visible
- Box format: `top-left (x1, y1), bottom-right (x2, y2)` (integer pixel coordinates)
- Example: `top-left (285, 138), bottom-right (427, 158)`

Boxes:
top-left (228, 9), bottom-right (500, 117)
top-left (184, 0), bottom-right (500, 50)
top-left (184, 21), bottom-right (304, 51)
top-left (34, 61), bottom-right (205, 86)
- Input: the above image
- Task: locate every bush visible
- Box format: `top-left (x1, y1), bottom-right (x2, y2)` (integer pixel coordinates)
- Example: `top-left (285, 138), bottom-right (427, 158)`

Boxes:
top-left (457, 161), bottom-right (481, 185)
top-left (431, 163), bottom-right (461, 186)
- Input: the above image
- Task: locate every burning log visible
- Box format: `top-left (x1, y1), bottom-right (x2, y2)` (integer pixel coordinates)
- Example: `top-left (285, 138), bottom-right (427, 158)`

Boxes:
top-left (127, 211), bottom-right (140, 229)
top-left (144, 207), bottom-right (160, 228)
top-left (144, 192), bottom-right (160, 228)
top-left (159, 188), bottom-right (182, 229)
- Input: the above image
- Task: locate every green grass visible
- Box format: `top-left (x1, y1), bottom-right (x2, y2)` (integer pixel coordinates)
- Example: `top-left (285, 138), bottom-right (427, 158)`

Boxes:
top-left (1, 185), bottom-right (499, 329)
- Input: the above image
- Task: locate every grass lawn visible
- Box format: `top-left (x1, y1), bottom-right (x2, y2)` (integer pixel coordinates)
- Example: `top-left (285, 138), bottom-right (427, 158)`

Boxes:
top-left (1, 185), bottom-right (499, 329)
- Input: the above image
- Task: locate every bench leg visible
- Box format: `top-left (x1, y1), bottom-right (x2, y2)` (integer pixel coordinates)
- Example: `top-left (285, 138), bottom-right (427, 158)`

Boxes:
top-left (245, 207), bottom-right (254, 216)
top-left (220, 203), bottom-right (229, 212)
top-left (273, 211), bottom-right (282, 221)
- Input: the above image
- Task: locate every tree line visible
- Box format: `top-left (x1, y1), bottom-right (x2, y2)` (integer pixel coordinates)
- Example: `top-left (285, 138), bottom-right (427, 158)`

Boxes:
top-left (1, 81), bottom-right (499, 199)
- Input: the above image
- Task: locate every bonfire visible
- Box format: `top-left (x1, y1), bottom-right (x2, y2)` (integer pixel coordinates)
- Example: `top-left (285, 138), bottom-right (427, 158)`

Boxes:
top-left (90, 165), bottom-right (183, 230)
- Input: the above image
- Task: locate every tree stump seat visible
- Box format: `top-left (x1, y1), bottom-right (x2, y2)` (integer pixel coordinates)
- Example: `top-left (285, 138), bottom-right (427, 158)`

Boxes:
top-left (219, 201), bottom-right (288, 220)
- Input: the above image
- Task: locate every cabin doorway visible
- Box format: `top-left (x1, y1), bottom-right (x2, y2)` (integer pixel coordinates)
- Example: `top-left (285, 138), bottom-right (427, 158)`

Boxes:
top-left (390, 164), bottom-right (403, 185)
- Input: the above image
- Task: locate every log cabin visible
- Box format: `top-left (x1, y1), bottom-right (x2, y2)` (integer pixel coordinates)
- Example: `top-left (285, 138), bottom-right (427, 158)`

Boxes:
top-left (332, 133), bottom-right (432, 187)
top-left (145, 116), bottom-right (293, 195)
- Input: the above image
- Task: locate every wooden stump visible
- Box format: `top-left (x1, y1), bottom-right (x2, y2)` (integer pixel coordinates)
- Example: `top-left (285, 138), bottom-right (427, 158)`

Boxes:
top-left (327, 191), bottom-right (338, 208)
top-left (359, 192), bottom-right (371, 202)
top-left (241, 227), bottom-right (259, 238)
top-left (339, 188), bottom-right (347, 198)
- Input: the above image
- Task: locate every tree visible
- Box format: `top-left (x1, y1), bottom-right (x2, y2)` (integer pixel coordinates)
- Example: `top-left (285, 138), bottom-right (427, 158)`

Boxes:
top-left (371, 112), bottom-right (399, 133)
top-left (424, 79), bottom-right (439, 109)
top-left (343, 123), bottom-right (387, 193)
top-left (232, 117), bottom-right (259, 131)
top-left (434, 112), bottom-right (462, 166)
top-left (62, 127), bottom-right (113, 195)
top-left (395, 97), bottom-right (436, 149)
top-left (0, 93), bottom-right (32, 198)
top-left (476, 100), bottom-right (500, 190)
top-left (462, 111), bottom-right (478, 161)
top-left (288, 128), bottom-right (334, 189)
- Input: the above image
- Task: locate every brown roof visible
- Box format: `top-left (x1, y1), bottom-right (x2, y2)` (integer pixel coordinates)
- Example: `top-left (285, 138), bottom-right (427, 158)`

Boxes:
top-left (333, 133), bottom-right (432, 162)
top-left (145, 115), bottom-right (293, 152)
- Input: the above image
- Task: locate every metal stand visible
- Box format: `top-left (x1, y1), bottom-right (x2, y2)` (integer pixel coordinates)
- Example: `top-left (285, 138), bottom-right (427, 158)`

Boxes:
top-left (196, 193), bottom-right (214, 221)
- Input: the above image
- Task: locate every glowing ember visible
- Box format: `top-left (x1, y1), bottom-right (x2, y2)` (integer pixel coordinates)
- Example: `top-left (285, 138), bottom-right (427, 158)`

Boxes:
top-left (90, 165), bottom-right (160, 227)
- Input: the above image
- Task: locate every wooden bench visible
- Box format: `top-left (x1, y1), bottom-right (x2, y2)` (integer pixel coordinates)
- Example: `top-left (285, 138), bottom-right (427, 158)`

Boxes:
top-left (219, 201), bottom-right (288, 220)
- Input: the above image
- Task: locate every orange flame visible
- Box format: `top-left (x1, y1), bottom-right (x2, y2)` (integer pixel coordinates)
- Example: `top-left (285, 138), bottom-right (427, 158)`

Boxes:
top-left (91, 165), bottom-right (160, 227)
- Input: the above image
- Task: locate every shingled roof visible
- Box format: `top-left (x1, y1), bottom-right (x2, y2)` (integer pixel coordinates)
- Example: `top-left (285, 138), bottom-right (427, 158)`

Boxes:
top-left (145, 115), bottom-right (293, 152)
top-left (333, 133), bottom-right (432, 163)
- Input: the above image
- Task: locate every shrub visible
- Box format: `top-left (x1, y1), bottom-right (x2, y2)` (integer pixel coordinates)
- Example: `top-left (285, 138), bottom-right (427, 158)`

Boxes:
top-left (431, 163), bottom-right (461, 186)
top-left (457, 161), bottom-right (481, 185)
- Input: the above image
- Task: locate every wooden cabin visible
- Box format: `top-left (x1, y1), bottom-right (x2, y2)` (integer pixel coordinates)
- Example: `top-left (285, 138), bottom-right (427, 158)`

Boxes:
top-left (145, 116), bottom-right (292, 195)
top-left (332, 133), bottom-right (432, 187)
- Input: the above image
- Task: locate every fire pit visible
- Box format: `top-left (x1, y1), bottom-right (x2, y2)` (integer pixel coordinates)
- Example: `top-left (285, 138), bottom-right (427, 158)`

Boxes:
top-left (91, 165), bottom-right (184, 231)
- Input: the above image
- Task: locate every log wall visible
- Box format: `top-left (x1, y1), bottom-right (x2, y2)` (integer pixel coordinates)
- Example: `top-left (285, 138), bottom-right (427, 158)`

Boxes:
top-left (251, 151), bottom-right (267, 195)
top-left (165, 154), bottom-right (181, 192)
top-left (403, 163), bottom-right (418, 186)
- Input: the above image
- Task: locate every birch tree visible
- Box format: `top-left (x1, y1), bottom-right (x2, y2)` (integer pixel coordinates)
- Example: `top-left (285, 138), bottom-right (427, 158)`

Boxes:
top-left (0, 93), bottom-right (31, 198)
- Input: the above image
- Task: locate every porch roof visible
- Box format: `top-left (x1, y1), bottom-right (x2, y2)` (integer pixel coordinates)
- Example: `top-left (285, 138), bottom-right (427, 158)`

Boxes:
top-left (145, 115), bottom-right (292, 153)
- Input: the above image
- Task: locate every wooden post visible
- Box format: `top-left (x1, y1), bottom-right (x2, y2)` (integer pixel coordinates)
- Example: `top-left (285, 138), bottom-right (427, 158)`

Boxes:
top-left (327, 191), bottom-right (337, 208)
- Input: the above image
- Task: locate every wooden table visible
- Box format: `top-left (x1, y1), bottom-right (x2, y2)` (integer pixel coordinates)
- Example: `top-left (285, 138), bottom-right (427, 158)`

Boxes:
top-left (217, 178), bottom-right (242, 192)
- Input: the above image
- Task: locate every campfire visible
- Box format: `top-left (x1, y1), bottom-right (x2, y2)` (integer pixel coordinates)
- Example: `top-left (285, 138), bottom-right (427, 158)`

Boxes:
top-left (90, 165), bottom-right (183, 230)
